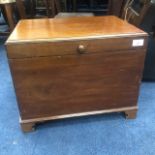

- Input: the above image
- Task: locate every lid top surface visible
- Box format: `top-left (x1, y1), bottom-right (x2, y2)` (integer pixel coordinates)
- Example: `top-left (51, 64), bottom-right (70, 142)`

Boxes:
top-left (7, 16), bottom-right (147, 43)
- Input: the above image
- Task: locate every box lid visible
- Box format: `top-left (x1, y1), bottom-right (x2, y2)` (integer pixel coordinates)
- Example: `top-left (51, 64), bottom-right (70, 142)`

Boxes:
top-left (6, 16), bottom-right (147, 44)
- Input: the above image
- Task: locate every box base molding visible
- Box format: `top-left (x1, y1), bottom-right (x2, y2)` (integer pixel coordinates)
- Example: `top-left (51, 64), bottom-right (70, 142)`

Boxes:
top-left (20, 106), bottom-right (138, 132)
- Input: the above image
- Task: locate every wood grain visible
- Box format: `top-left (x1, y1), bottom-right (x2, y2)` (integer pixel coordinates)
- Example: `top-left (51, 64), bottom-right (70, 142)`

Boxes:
top-left (20, 106), bottom-right (138, 124)
top-left (6, 16), bottom-right (147, 43)
top-left (5, 16), bottom-right (148, 131)
top-left (6, 36), bottom-right (148, 59)
top-left (9, 49), bottom-right (146, 120)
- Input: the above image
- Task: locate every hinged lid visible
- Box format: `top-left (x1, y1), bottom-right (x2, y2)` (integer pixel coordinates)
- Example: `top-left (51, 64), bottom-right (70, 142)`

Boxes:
top-left (6, 16), bottom-right (147, 44)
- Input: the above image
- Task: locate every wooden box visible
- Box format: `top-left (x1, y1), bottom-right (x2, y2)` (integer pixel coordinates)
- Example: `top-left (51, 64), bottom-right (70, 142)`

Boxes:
top-left (6, 16), bottom-right (148, 132)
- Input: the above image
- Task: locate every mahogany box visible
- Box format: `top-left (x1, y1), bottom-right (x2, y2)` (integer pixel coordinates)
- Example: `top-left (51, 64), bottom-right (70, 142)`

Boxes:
top-left (5, 16), bottom-right (148, 132)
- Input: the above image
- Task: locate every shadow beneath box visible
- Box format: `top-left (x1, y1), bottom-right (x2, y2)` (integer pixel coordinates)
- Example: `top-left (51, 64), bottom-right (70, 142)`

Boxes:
top-left (36, 112), bottom-right (125, 131)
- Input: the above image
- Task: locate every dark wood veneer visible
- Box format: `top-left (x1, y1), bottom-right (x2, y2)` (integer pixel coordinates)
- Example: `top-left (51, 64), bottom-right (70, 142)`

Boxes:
top-left (6, 16), bottom-right (148, 132)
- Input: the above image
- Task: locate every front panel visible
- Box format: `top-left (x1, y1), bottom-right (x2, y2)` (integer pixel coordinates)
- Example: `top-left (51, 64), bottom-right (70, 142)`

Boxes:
top-left (9, 48), bottom-right (146, 120)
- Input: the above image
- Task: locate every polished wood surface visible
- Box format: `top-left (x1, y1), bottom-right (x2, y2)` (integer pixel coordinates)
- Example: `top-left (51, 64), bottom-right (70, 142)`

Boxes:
top-left (125, 109), bottom-right (138, 119)
top-left (0, 0), bottom-right (26, 33)
top-left (16, 0), bottom-right (26, 19)
top-left (20, 106), bottom-right (138, 132)
top-left (9, 49), bottom-right (146, 120)
top-left (3, 4), bottom-right (14, 31)
top-left (108, 0), bottom-right (124, 17)
top-left (7, 16), bottom-right (146, 43)
top-left (6, 16), bottom-right (148, 132)
top-left (122, 0), bottom-right (152, 27)
top-left (6, 36), bottom-right (148, 58)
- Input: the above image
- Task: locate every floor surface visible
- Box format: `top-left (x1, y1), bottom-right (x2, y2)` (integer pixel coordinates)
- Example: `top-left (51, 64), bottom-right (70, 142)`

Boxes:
top-left (0, 40), bottom-right (155, 155)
